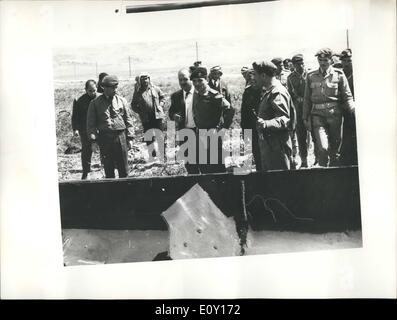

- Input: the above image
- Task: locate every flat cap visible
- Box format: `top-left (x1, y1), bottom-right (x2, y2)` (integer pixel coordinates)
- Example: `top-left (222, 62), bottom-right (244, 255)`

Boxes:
top-left (101, 75), bottom-right (119, 87)
top-left (210, 65), bottom-right (223, 74)
top-left (190, 66), bottom-right (208, 80)
top-left (340, 49), bottom-right (352, 59)
top-left (291, 54), bottom-right (304, 63)
top-left (315, 48), bottom-right (334, 58)
top-left (271, 57), bottom-right (283, 65)
top-left (252, 61), bottom-right (278, 76)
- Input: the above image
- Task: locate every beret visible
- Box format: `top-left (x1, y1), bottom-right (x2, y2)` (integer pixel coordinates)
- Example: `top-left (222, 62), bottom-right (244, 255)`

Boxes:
top-left (241, 66), bottom-right (249, 74)
top-left (283, 58), bottom-right (292, 64)
top-left (291, 54), bottom-right (304, 63)
top-left (193, 61), bottom-right (202, 67)
top-left (271, 57), bottom-right (283, 65)
top-left (101, 75), bottom-right (119, 87)
top-left (340, 49), bottom-right (352, 59)
top-left (252, 61), bottom-right (277, 76)
top-left (190, 66), bottom-right (208, 80)
top-left (315, 48), bottom-right (334, 58)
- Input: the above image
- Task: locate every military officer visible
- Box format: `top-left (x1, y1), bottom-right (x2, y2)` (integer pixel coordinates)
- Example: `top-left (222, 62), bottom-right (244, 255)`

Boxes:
top-left (287, 54), bottom-right (312, 168)
top-left (303, 48), bottom-right (354, 167)
top-left (253, 61), bottom-right (293, 171)
top-left (189, 66), bottom-right (235, 174)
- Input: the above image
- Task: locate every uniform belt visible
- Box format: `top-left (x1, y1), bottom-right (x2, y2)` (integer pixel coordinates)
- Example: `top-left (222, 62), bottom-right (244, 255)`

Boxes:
top-left (313, 102), bottom-right (338, 110)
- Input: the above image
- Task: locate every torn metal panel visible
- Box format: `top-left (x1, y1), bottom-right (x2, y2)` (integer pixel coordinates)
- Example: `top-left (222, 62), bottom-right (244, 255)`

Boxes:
top-left (161, 184), bottom-right (241, 260)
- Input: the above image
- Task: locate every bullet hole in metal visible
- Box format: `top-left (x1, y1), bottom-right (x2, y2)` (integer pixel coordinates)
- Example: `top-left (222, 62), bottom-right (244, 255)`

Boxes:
top-left (196, 229), bottom-right (202, 234)
top-left (183, 242), bottom-right (188, 247)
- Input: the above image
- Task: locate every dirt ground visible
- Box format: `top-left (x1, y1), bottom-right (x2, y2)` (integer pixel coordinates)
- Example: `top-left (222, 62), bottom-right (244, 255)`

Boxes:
top-left (62, 229), bottom-right (362, 266)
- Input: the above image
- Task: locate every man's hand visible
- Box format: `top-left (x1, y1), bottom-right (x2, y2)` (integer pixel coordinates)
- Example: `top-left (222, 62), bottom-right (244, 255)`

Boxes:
top-left (90, 133), bottom-right (96, 141)
top-left (73, 130), bottom-right (79, 137)
top-left (256, 118), bottom-right (267, 130)
top-left (304, 119), bottom-right (312, 131)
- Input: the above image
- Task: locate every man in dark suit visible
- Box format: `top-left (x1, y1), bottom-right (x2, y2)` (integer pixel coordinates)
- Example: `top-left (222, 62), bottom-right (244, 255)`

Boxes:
top-left (71, 79), bottom-right (97, 179)
top-left (169, 68), bottom-right (197, 173)
top-left (169, 68), bottom-right (195, 131)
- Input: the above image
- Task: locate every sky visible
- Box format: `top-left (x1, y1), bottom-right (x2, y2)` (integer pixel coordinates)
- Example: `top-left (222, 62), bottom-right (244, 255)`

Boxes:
top-left (50, 0), bottom-right (352, 48)
top-left (48, 0), bottom-right (354, 79)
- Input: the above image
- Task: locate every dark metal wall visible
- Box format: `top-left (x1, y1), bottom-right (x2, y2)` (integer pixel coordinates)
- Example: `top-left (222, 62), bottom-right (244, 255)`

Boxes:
top-left (59, 166), bottom-right (361, 232)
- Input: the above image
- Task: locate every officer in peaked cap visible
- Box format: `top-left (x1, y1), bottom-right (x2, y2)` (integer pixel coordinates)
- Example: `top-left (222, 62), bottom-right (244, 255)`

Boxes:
top-left (291, 54), bottom-right (304, 64)
top-left (190, 66), bottom-right (208, 80)
top-left (315, 47), bottom-right (334, 59)
top-left (188, 65), bottom-right (234, 174)
top-left (302, 47), bottom-right (354, 167)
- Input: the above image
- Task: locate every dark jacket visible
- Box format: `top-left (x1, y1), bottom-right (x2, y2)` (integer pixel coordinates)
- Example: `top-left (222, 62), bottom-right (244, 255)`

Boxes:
top-left (72, 93), bottom-right (97, 131)
top-left (192, 88), bottom-right (234, 130)
top-left (240, 85), bottom-right (261, 130)
top-left (168, 89), bottom-right (186, 129)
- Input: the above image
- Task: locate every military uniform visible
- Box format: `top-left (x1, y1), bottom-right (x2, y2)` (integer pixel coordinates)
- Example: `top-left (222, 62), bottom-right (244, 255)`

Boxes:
top-left (287, 67), bottom-right (310, 166)
top-left (257, 81), bottom-right (292, 171)
top-left (303, 54), bottom-right (354, 167)
top-left (87, 76), bottom-right (134, 178)
top-left (186, 66), bottom-right (235, 174)
top-left (192, 87), bottom-right (234, 174)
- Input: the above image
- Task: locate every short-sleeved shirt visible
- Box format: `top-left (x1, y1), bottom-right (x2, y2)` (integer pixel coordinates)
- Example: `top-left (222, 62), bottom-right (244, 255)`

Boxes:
top-left (303, 66), bottom-right (354, 120)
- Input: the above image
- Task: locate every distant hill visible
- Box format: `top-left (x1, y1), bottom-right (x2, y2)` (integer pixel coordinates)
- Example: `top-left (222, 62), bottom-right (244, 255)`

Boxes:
top-left (53, 33), bottom-right (346, 81)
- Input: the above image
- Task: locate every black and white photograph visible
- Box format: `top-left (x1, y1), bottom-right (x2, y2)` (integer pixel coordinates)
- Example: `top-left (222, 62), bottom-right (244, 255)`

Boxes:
top-left (1, 0), bottom-right (396, 299)
top-left (53, 0), bottom-right (362, 266)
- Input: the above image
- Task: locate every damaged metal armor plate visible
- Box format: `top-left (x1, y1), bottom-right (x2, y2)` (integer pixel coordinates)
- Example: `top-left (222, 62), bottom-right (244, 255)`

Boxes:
top-left (161, 183), bottom-right (241, 260)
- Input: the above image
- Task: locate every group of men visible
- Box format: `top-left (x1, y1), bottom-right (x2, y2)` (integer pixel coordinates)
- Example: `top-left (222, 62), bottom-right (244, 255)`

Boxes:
top-left (71, 47), bottom-right (357, 179)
